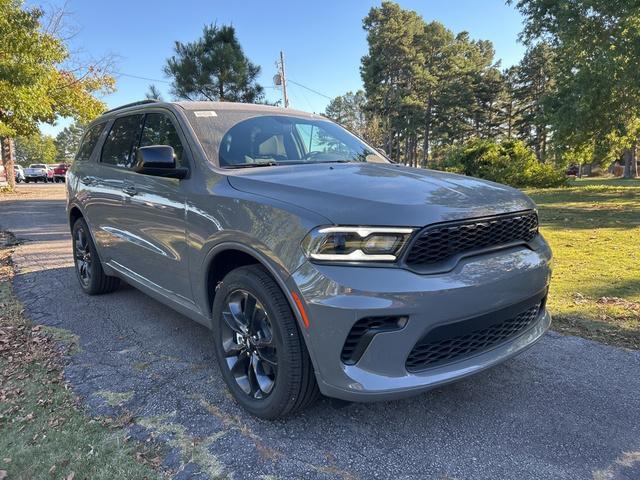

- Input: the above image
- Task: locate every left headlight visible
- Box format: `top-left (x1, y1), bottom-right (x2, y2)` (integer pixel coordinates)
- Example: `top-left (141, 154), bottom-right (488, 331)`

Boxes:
top-left (301, 226), bottom-right (415, 262)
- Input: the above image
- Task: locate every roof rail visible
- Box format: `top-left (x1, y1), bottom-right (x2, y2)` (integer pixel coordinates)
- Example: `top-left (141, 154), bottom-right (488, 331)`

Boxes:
top-left (103, 99), bottom-right (160, 114)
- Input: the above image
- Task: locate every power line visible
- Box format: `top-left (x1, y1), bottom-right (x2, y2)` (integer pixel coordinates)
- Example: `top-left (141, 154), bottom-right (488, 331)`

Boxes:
top-left (113, 71), bottom-right (172, 84)
top-left (287, 79), bottom-right (333, 100)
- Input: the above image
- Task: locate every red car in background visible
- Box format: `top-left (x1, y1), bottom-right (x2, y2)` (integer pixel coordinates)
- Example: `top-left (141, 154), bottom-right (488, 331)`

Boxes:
top-left (52, 163), bottom-right (69, 183)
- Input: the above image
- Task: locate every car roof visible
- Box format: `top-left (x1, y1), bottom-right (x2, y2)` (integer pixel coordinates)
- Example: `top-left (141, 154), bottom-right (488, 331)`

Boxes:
top-left (175, 101), bottom-right (318, 119)
top-left (96, 100), bottom-right (321, 123)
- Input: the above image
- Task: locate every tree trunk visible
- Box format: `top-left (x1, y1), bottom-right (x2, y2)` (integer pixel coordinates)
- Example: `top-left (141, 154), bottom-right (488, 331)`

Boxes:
top-left (421, 96), bottom-right (433, 167)
top-left (506, 101), bottom-right (513, 140)
top-left (623, 143), bottom-right (638, 179)
top-left (1, 137), bottom-right (16, 191)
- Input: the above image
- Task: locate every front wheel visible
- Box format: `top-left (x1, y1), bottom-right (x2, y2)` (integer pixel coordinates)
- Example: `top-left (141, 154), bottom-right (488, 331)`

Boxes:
top-left (212, 265), bottom-right (319, 419)
top-left (72, 218), bottom-right (120, 295)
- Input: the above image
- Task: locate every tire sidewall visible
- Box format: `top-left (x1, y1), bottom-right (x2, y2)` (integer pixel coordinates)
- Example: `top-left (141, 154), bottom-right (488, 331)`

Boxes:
top-left (212, 267), bottom-right (299, 418)
top-left (72, 218), bottom-right (99, 294)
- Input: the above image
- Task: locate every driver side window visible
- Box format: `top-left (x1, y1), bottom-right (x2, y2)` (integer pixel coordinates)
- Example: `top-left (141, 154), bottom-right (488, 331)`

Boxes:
top-left (139, 113), bottom-right (185, 167)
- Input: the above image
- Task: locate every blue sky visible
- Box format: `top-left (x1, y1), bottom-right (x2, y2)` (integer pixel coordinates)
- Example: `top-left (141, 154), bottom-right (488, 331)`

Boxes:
top-left (39, 0), bottom-right (526, 136)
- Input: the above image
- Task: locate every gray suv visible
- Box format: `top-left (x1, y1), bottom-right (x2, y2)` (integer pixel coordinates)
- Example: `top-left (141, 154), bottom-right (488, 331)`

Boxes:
top-left (66, 100), bottom-right (552, 419)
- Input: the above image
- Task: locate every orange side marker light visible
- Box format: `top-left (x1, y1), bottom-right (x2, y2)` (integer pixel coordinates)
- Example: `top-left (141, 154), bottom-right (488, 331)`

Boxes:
top-left (291, 292), bottom-right (310, 329)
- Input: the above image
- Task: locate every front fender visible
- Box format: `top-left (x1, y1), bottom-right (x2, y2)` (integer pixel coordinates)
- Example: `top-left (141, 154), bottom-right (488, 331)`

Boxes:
top-left (197, 239), bottom-right (322, 376)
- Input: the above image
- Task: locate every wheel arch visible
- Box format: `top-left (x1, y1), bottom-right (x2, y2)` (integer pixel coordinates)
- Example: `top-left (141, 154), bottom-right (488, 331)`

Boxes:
top-left (68, 204), bottom-right (107, 266)
top-left (203, 242), bottom-right (319, 371)
top-left (68, 204), bottom-right (84, 230)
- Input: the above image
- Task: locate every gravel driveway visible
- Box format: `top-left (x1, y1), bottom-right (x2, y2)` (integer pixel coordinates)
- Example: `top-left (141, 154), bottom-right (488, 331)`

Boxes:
top-left (2, 183), bottom-right (639, 480)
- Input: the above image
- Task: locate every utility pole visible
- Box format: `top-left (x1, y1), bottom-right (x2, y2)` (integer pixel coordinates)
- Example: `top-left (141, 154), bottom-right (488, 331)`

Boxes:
top-left (279, 51), bottom-right (289, 108)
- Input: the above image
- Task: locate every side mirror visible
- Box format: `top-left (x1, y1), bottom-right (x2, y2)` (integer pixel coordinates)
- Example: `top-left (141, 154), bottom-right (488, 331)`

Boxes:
top-left (134, 145), bottom-right (188, 179)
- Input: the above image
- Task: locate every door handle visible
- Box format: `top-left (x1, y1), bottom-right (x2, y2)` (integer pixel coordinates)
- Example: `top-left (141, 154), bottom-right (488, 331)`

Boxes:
top-left (80, 176), bottom-right (96, 185)
top-left (122, 185), bottom-right (138, 196)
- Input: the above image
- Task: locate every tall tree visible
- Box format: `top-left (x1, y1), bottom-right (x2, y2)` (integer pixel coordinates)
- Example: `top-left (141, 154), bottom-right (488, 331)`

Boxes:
top-left (145, 84), bottom-right (163, 101)
top-left (325, 91), bottom-right (368, 137)
top-left (513, 0), bottom-right (640, 177)
top-left (360, 2), bottom-right (504, 166)
top-left (164, 24), bottom-right (264, 103)
top-left (0, 0), bottom-right (114, 189)
top-left (54, 121), bottom-right (85, 163)
top-left (417, 21), bottom-right (456, 165)
top-left (15, 133), bottom-right (57, 165)
top-left (432, 34), bottom-right (503, 149)
top-left (511, 42), bottom-right (556, 162)
top-left (361, 1), bottom-right (427, 165)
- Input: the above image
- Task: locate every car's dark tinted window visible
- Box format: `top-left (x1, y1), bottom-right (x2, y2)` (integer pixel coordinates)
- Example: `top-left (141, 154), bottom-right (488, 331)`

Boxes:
top-left (76, 123), bottom-right (106, 163)
top-left (140, 113), bottom-right (185, 166)
top-left (101, 115), bottom-right (144, 168)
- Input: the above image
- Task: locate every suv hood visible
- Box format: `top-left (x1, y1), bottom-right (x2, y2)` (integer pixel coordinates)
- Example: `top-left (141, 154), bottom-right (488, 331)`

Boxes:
top-left (227, 163), bottom-right (536, 227)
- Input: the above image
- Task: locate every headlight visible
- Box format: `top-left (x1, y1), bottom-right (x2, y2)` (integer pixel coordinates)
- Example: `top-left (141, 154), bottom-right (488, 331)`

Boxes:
top-left (302, 226), bottom-right (415, 262)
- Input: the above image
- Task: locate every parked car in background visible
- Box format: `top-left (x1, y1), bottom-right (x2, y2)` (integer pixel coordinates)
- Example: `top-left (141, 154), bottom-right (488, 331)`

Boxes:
top-left (24, 164), bottom-right (49, 183)
top-left (46, 165), bottom-right (55, 182)
top-left (52, 163), bottom-right (69, 182)
top-left (67, 100), bottom-right (552, 419)
top-left (566, 164), bottom-right (579, 176)
top-left (0, 165), bottom-right (6, 185)
top-left (14, 165), bottom-right (25, 183)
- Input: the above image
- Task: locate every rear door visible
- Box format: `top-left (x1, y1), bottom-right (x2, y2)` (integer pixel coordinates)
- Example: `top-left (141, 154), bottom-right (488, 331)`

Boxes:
top-left (114, 110), bottom-right (192, 303)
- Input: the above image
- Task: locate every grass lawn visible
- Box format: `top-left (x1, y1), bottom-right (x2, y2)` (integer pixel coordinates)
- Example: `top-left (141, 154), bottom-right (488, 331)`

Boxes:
top-left (527, 178), bottom-right (640, 349)
top-left (0, 233), bottom-right (162, 480)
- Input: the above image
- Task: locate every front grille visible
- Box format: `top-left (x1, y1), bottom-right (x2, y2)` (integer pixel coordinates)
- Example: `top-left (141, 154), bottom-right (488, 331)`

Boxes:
top-left (342, 316), bottom-right (406, 364)
top-left (405, 211), bottom-right (538, 267)
top-left (405, 302), bottom-right (542, 372)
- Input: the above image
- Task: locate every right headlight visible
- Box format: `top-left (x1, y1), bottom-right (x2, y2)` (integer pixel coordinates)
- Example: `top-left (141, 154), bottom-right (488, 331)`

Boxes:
top-left (301, 226), bottom-right (415, 262)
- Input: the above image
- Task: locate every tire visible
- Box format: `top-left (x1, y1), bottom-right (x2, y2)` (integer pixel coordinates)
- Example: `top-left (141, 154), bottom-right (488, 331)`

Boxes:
top-left (72, 218), bottom-right (120, 295)
top-left (24, 179), bottom-right (30, 183)
top-left (212, 265), bottom-right (319, 419)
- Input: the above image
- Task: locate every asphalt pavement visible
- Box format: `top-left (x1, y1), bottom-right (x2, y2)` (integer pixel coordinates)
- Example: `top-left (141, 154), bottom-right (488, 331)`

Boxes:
top-left (1, 183), bottom-right (639, 480)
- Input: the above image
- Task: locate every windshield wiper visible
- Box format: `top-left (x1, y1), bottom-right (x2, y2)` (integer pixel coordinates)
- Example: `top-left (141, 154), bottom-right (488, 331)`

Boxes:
top-left (311, 160), bottom-right (355, 164)
top-left (223, 161), bottom-right (278, 169)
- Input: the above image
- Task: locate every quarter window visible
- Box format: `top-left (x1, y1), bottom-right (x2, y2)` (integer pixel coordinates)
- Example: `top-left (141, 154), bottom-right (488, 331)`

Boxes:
top-left (75, 123), bottom-right (106, 162)
top-left (101, 115), bottom-right (144, 168)
top-left (139, 113), bottom-right (185, 166)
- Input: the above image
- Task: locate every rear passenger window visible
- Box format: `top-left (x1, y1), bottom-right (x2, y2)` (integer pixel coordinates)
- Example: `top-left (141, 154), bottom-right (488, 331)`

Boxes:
top-left (139, 113), bottom-right (185, 166)
top-left (75, 123), bottom-right (106, 162)
top-left (101, 115), bottom-right (144, 168)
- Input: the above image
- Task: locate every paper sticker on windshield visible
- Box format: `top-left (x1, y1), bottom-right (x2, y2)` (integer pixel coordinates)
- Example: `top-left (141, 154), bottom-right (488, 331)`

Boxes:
top-left (194, 111), bottom-right (217, 117)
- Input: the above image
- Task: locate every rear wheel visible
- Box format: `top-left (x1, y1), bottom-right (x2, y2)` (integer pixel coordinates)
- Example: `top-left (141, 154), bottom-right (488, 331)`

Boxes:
top-left (212, 265), bottom-right (319, 419)
top-left (72, 218), bottom-right (120, 295)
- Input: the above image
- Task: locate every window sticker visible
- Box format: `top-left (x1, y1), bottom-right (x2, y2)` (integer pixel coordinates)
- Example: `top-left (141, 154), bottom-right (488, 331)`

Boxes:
top-left (194, 111), bottom-right (217, 117)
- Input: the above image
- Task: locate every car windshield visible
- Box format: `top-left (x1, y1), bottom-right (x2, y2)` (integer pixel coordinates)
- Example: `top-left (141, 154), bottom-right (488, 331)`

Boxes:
top-left (30, 164), bottom-right (46, 168)
top-left (186, 111), bottom-right (389, 168)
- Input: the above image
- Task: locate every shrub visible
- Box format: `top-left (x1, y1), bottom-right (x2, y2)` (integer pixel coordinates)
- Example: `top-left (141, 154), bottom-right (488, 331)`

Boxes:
top-left (441, 139), bottom-right (566, 188)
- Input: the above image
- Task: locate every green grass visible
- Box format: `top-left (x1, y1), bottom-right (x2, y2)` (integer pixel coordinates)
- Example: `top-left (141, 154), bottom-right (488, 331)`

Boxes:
top-left (527, 177), bottom-right (640, 349)
top-left (0, 360), bottom-right (161, 480)
top-left (0, 243), bottom-right (162, 480)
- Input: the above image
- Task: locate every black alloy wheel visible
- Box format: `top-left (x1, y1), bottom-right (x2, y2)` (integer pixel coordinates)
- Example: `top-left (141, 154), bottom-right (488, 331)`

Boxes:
top-left (220, 289), bottom-right (278, 399)
top-left (212, 265), bottom-right (319, 419)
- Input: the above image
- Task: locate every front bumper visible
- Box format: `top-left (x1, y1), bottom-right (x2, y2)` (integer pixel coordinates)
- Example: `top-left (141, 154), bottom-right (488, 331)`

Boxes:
top-left (288, 237), bottom-right (552, 402)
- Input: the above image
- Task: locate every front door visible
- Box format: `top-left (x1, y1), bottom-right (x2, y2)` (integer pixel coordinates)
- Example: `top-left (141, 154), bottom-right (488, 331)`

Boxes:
top-left (115, 111), bottom-right (192, 304)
